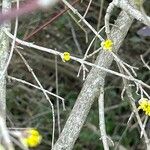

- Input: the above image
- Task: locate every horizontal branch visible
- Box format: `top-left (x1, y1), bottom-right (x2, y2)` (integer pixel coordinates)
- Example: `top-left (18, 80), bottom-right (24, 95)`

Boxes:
top-left (7, 75), bottom-right (64, 101)
top-left (4, 30), bottom-right (150, 89)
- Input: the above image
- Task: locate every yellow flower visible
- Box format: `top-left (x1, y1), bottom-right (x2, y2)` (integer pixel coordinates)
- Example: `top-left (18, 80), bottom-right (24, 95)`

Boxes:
top-left (101, 39), bottom-right (113, 52)
top-left (62, 52), bottom-right (71, 62)
top-left (138, 98), bottom-right (150, 116)
top-left (21, 129), bottom-right (42, 148)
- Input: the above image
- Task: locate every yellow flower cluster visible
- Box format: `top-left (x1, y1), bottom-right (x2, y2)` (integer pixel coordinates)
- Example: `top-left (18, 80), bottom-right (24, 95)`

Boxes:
top-left (62, 52), bottom-right (71, 62)
top-left (21, 129), bottom-right (42, 148)
top-left (138, 98), bottom-right (150, 116)
top-left (101, 39), bottom-right (113, 52)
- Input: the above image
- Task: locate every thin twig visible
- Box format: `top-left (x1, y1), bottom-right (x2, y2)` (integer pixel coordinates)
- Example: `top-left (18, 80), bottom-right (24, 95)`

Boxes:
top-left (62, 0), bottom-right (104, 41)
top-left (114, 113), bottom-right (133, 150)
top-left (4, 30), bottom-right (150, 89)
top-left (117, 62), bottom-right (150, 149)
top-left (68, 18), bottom-right (83, 56)
top-left (141, 116), bottom-right (149, 138)
top-left (78, 0), bottom-right (93, 22)
top-left (99, 86), bottom-right (110, 150)
top-left (93, 0), bottom-right (104, 54)
top-left (15, 49), bottom-right (55, 149)
top-left (7, 75), bottom-right (64, 102)
top-left (140, 55), bottom-right (150, 70)
top-left (55, 54), bottom-right (61, 135)
top-left (68, 10), bottom-right (88, 43)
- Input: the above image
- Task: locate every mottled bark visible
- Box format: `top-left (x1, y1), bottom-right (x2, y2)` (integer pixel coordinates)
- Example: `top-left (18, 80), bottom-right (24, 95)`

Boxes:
top-left (53, 10), bottom-right (133, 150)
top-left (0, 0), bottom-right (11, 120)
top-left (0, 1), bottom-right (14, 150)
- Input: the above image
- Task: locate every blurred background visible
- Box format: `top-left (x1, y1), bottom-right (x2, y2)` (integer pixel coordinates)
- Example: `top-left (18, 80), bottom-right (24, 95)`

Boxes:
top-left (6, 0), bottom-right (150, 149)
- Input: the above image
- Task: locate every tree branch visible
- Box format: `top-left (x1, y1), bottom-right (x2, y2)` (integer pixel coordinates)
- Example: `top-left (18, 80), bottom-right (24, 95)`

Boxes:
top-left (114, 0), bottom-right (150, 26)
top-left (0, 0), bottom-right (11, 120)
top-left (52, 6), bottom-right (134, 150)
top-left (0, 0), bottom-right (14, 149)
top-left (99, 86), bottom-right (109, 150)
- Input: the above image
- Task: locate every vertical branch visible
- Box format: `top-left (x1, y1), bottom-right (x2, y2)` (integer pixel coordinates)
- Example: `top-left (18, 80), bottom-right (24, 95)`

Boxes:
top-left (0, 116), bottom-right (14, 150)
top-left (98, 86), bottom-right (109, 150)
top-left (0, 1), bottom-right (14, 149)
top-left (0, 0), bottom-right (11, 120)
top-left (55, 54), bottom-right (61, 135)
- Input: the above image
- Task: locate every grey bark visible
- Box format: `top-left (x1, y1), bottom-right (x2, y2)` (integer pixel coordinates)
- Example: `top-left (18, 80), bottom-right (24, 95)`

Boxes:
top-left (0, 0), bottom-right (11, 119)
top-left (0, 1), bottom-right (14, 150)
top-left (99, 86), bottom-right (109, 150)
top-left (53, 10), bottom-right (134, 150)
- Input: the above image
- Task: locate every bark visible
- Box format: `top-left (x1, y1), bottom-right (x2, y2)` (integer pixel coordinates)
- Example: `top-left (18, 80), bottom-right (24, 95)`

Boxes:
top-left (0, 0), bottom-right (11, 120)
top-left (0, 1), bottom-right (14, 150)
top-left (53, 9), bottom-right (134, 150)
